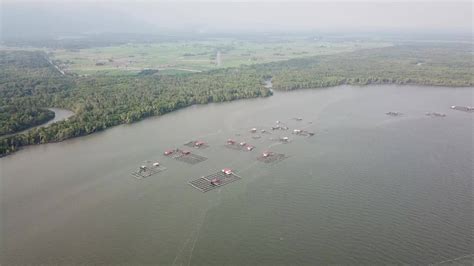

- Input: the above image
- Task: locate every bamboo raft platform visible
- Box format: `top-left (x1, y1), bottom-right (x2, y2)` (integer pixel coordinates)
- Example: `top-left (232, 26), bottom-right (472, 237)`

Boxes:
top-left (188, 171), bottom-right (242, 193)
top-left (257, 152), bottom-right (288, 164)
top-left (131, 164), bottom-right (167, 180)
top-left (184, 140), bottom-right (210, 149)
top-left (165, 149), bottom-right (208, 165)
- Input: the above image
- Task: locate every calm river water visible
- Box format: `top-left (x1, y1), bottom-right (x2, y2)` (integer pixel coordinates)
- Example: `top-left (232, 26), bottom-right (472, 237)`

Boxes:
top-left (1, 85), bottom-right (472, 265)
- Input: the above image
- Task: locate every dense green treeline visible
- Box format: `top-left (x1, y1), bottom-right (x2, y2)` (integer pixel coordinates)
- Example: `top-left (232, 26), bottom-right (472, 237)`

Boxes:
top-left (253, 44), bottom-right (473, 90)
top-left (0, 106), bottom-right (55, 136)
top-left (0, 51), bottom-right (271, 156)
top-left (1, 43), bottom-right (473, 156)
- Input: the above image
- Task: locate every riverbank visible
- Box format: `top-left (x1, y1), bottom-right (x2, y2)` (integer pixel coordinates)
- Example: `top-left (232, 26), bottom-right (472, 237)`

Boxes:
top-left (1, 43), bottom-right (472, 157)
top-left (2, 82), bottom-right (473, 158)
top-left (0, 108), bottom-right (74, 139)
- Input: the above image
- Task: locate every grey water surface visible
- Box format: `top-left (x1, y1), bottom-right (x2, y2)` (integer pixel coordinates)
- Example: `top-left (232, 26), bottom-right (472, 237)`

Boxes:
top-left (1, 85), bottom-right (472, 265)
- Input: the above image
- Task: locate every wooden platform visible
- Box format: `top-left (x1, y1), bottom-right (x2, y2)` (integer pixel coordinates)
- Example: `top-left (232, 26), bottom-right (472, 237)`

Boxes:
top-left (174, 153), bottom-right (208, 164)
top-left (188, 171), bottom-right (242, 192)
top-left (184, 140), bottom-right (209, 149)
top-left (269, 137), bottom-right (291, 144)
top-left (386, 112), bottom-right (403, 116)
top-left (451, 106), bottom-right (474, 113)
top-left (271, 126), bottom-right (290, 131)
top-left (425, 112), bottom-right (446, 117)
top-left (224, 143), bottom-right (255, 152)
top-left (164, 149), bottom-right (208, 165)
top-left (131, 165), bottom-right (167, 180)
top-left (257, 153), bottom-right (288, 164)
top-left (292, 130), bottom-right (315, 137)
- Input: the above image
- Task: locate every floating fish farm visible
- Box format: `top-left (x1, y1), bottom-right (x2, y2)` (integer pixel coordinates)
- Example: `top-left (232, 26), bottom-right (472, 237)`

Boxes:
top-left (271, 120), bottom-right (290, 131)
top-left (184, 140), bottom-right (209, 149)
top-left (425, 112), bottom-right (446, 117)
top-left (269, 136), bottom-right (291, 144)
top-left (188, 169), bottom-right (242, 192)
top-left (164, 149), bottom-right (207, 165)
top-left (271, 125), bottom-right (290, 130)
top-left (132, 117), bottom-right (316, 187)
top-left (450, 105), bottom-right (474, 113)
top-left (257, 151), bottom-right (288, 164)
top-left (386, 112), bottom-right (403, 116)
top-left (292, 129), bottom-right (315, 137)
top-left (131, 162), bottom-right (167, 179)
top-left (225, 139), bottom-right (255, 151)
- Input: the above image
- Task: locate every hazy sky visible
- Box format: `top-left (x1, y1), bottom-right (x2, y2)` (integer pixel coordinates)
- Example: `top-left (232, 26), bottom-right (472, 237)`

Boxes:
top-left (1, 1), bottom-right (472, 38)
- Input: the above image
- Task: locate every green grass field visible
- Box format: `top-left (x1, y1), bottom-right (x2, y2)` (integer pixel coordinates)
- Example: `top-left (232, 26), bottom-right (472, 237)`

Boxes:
top-left (49, 38), bottom-right (392, 75)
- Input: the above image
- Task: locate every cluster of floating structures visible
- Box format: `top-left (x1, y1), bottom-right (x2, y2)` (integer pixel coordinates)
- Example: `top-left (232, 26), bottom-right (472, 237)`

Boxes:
top-left (386, 105), bottom-right (473, 118)
top-left (131, 105), bottom-right (472, 187)
top-left (132, 104), bottom-right (472, 184)
top-left (131, 117), bottom-right (313, 191)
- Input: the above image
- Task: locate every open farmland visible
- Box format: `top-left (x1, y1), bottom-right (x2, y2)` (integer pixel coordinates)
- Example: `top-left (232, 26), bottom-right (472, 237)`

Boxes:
top-left (49, 38), bottom-right (392, 75)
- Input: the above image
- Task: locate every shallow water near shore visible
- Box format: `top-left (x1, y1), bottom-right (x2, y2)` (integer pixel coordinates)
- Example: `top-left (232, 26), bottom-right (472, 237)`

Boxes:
top-left (1, 85), bottom-right (473, 265)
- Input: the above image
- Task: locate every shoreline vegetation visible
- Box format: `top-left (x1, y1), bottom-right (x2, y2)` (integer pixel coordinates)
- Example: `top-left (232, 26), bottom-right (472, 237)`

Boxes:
top-left (0, 106), bottom-right (55, 136)
top-left (1, 43), bottom-right (473, 157)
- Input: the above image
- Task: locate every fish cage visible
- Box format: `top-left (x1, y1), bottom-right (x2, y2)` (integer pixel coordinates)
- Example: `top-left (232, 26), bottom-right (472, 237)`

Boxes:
top-left (450, 105), bottom-right (474, 113)
top-left (386, 111), bottom-right (403, 116)
top-left (188, 169), bottom-right (242, 192)
top-left (425, 112), bottom-right (446, 117)
top-left (271, 125), bottom-right (290, 131)
top-left (257, 152), bottom-right (288, 164)
top-left (269, 136), bottom-right (292, 144)
top-left (165, 149), bottom-right (208, 165)
top-left (184, 140), bottom-right (210, 149)
top-left (131, 162), bottom-right (167, 179)
top-left (225, 140), bottom-right (255, 152)
top-left (292, 129), bottom-right (315, 137)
